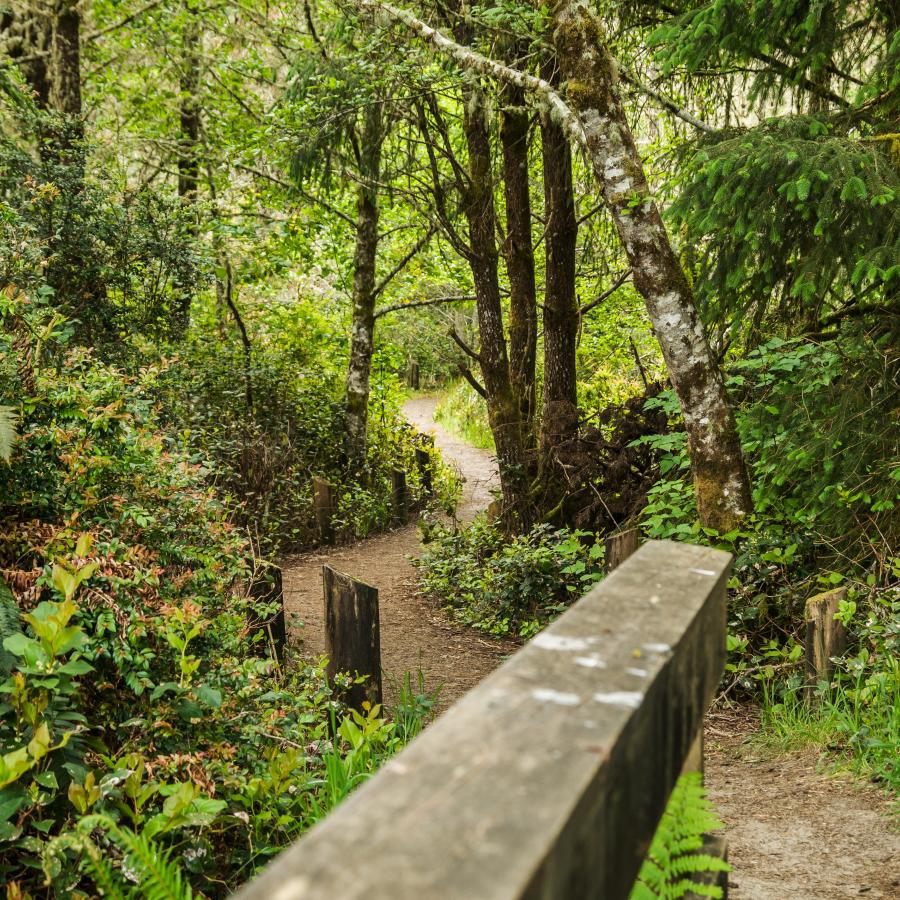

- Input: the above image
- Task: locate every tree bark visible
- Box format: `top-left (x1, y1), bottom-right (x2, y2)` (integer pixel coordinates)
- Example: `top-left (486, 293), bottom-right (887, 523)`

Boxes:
top-left (461, 81), bottom-right (531, 532)
top-left (345, 102), bottom-right (384, 468)
top-left (551, 0), bottom-right (751, 531)
top-left (50, 0), bottom-right (82, 144)
top-left (499, 84), bottom-right (537, 442)
top-left (1, 11), bottom-right (51, 108)
top-left (538, 53), bottom-right (579, 461)
top-left (174, 0), bottom-right (201, 332)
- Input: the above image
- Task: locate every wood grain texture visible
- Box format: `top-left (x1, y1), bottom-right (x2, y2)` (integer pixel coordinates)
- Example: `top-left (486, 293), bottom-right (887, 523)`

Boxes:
top-left (805, 586), bottom-right (848, 700)
top-left (312, 477), bottom-right (335, 545)
top-left (323, 565), bottom-right (382, 710)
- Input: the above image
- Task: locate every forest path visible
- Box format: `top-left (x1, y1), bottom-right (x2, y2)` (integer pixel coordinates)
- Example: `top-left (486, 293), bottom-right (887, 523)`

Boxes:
top-left (281, 396), bottom-right (516, 709)
top-left (705, 709), bottom-right (899, 899)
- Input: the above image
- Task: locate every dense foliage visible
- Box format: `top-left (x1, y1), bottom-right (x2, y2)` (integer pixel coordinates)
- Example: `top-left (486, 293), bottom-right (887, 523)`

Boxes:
top-left (418, 520), bottom-right (605, 638)
top-left (1, 0), bottom-right (897, 893)
top-left (0, 292), bottom-right (439, 893)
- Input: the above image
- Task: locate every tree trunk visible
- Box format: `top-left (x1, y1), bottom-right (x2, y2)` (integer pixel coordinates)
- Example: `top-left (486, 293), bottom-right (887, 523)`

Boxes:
top-left (1, 12), bottom-right (51, 109)
top-left (461, 87), bottom-right (532, 530)
top-left (538, 54), bottom-right (579, 463)
top-left (174, 1), bottom-right (201, 332)
top-left (552, 2), bottom-right (751, 532)
top-left (345, 103), bottom-right (383, 468)
top-left (50, 0), bottom-right (82, 147)
top-left (500, 84), bottom-right (537, 443)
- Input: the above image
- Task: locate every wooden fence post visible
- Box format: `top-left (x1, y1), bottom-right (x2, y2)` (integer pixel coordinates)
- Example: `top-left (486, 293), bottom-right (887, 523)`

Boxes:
top-left (248, 564), bottom-right (286, 664)
top-left (391, 468), bottom-right (408, 526)
top-left (415, 447), bottom-right (432, 498)
top-left (805, 586), bottom-right (848, 701)
top-left (605, 527), bottom-right (640, 573)
top-left (313, 476), bottom-right (335, 545)
top-left (323, 566), bottom-right (382, 711)
top-left (407, 361), bottom-right (420, 390)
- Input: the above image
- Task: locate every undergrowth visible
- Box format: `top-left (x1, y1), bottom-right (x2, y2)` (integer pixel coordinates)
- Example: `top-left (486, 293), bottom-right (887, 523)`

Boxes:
top-left (433, 381), bottom-right (495, 451)
top-left (418, 518), bottom-right (604, 638)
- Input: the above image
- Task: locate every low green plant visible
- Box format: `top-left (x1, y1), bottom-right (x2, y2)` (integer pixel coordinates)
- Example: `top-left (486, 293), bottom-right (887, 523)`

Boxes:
top-left (629, 773), bottom-right (729, 900)
top-left (634, 331), bottom-right (899, 796)
top-left (434, 381), bottom-right (494, 450)
top-left (389, 671), bottom-right (441, 745)
top-left (418, 518), bottom-right (605, 637)
top-left (0, 296), bottom-right (441, 894)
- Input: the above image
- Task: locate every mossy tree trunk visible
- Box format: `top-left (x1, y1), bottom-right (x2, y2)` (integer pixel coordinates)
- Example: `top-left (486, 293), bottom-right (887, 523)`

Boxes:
top-left (174, 0), bottom-right (201, 333)
top-left (345, 102), bottom-right (384, 469)
top-left (551, 0), bottom-right (751, 532)
top-left (500, 83), bottom-right (538, 447)
top-left (461, 80), bottom-right (532, 533)
top-left (538, 53), bottom-right (579, 492)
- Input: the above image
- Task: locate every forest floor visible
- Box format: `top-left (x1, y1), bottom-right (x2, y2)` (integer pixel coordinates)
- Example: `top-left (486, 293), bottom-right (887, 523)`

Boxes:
top-left (281, 395), bottom-right (899, 900)
top-left (705, 707), bottom-right (899, 899)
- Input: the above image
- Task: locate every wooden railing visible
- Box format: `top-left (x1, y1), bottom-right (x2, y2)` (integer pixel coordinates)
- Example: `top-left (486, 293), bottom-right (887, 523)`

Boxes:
top-left (235, 539), bottom-right (731, 900)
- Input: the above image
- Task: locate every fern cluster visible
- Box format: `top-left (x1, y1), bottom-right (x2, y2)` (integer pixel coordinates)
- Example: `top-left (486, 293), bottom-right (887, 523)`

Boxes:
top-left (629, 773), bottom-right (729, 900)
top-left (46, 816), bottom-right (193, 900)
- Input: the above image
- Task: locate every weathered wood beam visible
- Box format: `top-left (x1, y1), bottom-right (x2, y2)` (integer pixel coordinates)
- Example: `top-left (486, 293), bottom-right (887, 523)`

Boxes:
top-left (236, 541), bottom-right (730, 900)
top-left (323, 566), bottom-right (382, 711)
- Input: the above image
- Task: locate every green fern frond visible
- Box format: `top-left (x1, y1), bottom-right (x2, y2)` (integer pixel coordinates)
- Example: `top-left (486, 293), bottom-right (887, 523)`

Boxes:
top-left (629, 773), bottom-right (730, 900)
top-left (114, 826), bottom-right (193, 900)
top-left (81, 838), bottom-right (127, 899)
top-left (75, 816), bottom-right (193, 900)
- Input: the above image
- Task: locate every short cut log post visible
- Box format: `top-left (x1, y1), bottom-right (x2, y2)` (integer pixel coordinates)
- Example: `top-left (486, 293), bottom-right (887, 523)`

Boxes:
top-left (391, 468), bottom-right (408, 525)
top-left (248, 564), bottom-right (286, 663)
top-left (805, 587), bottom-right (848, 701)
top-left (323, 565), bottom-right (382, 711)
top-left (313, 476), bottom-right (335, 545)
top-left (605, 527), bottom-right (640, 573)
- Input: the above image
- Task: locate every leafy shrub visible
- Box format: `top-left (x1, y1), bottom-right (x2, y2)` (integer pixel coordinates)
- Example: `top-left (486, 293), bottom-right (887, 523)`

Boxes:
top-left (0, 131), bottom-right (200, 348)
top-left (156, 307), bottom-right (449, 555)
top-left (418, 518), bottom-right (605, 637)
top-left (634, 327), bottom-right (899, 787)
top-left (0, 295), bottom-right (434, 895)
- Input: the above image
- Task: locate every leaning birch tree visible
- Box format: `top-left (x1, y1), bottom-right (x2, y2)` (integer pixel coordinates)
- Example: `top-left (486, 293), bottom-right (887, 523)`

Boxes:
top-left (358, 0), bottom-right (753, 532)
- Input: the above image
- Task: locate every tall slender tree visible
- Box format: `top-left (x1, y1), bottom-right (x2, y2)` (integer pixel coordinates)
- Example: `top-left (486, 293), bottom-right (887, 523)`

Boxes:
top-left (360, 0), bottom-right (753, 532)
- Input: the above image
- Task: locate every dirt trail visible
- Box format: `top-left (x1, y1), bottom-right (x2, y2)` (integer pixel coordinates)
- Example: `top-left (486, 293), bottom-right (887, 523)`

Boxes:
top-left (705, 709), bottom-right (899, 899)
top-left (282, 396), bottom-right (514, 708)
